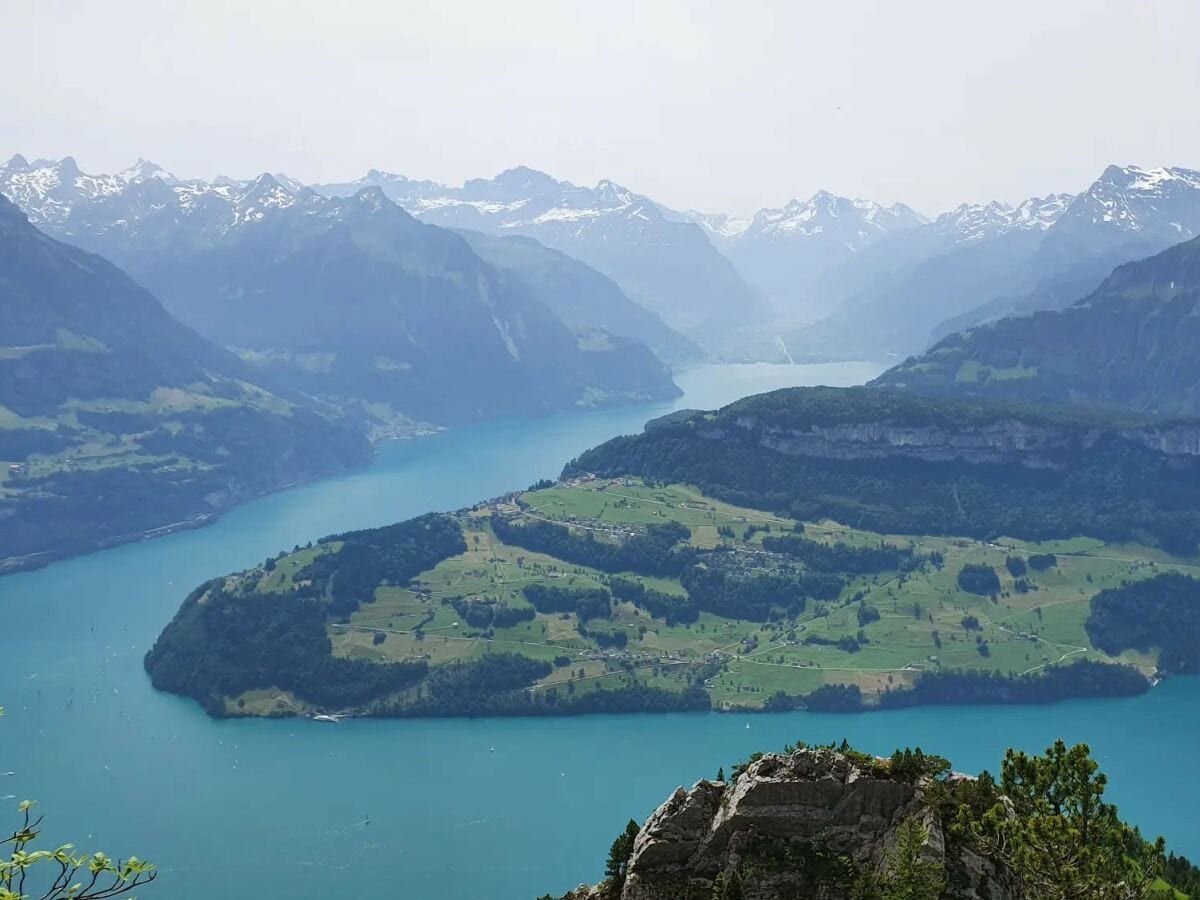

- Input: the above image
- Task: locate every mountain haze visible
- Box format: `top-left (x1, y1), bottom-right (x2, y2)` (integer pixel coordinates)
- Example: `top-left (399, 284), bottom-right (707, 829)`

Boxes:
top-left (452, 228), bottom-right (704, 365)
top-left (315, 165), bottom-right (772, 352)
top-left (782, 194), bottom-right (1075, 360)
top-left (932, 164), bottom-right (1200, 339)
top-left (0, 156), bottom-right (681, 425)
top-left (775, 164), bottom-right (1200, 362)
top-left (875, 233), bottom-right (1200, 416)
top-left (0, 194), bottom-right (368, 566)
top-left (689, 191), bottom-right (926, 322)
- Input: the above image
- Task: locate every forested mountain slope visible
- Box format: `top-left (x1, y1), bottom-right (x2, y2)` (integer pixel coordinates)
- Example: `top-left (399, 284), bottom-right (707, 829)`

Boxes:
top-left (0, 195), bottom-right (368, 567)
top-left (569, 387), bottom-right (1200, 554)
top-left (875, 235), bottom-right (1200, 416)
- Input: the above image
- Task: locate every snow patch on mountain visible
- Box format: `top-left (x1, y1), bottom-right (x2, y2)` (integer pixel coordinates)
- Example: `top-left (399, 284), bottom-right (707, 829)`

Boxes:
top-left (930, 193), bottom-right (1074, 244)
top-left (683, 210), bottom-right (752, 238)
top-left (1064, 164), bottom-right (1200, 235)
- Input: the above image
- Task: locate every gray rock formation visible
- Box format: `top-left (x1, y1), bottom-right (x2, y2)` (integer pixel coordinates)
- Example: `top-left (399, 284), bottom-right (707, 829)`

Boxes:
top-left (719, 417), bottom-right (1200, 470)
top-left (560, 748), bottom-right (1015, 900)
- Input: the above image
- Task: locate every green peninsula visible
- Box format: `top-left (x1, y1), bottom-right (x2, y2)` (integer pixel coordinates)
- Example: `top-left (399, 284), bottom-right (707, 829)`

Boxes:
top-left (145, 459), bottom-right (1199, 718)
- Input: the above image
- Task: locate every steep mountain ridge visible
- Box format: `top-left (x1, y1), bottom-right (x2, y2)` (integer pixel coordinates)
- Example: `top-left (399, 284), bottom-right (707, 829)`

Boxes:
top-left (453, 229), bottom-right (704, 365)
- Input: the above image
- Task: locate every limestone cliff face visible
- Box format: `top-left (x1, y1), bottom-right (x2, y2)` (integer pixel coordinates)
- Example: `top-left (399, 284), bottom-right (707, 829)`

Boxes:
top-left (711, 415), bottom-right (1200, 469)
top-left (562, 749), bottom-right (1014, 900)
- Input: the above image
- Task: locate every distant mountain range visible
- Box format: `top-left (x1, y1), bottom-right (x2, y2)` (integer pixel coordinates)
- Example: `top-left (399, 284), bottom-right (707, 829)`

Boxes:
top-left (684, 191), bottom-right (926, 322)
top-left (314, 166), bottom-right (773, 351)
top-left (0, 194), bottom-right (368, 567)
top-left (780, 165), bottom-right (1200, 361)
top-left (930, 165), bottom-right (1200, 340)
top-left (8, 153), bottom-right (1200, 375)
top-left (874, 232), bottom-right (1200, 416)
top-left (0, 156), bottom-right (682, 425)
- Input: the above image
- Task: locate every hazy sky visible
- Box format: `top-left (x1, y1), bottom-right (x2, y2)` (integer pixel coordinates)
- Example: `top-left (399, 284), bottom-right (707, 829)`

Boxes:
top-left (5, 0), bottom-right (1199, 216)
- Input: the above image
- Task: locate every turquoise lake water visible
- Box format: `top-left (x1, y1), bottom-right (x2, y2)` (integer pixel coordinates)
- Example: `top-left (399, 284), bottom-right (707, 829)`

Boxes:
top-left (0, 361), bottom-right (1196, 900)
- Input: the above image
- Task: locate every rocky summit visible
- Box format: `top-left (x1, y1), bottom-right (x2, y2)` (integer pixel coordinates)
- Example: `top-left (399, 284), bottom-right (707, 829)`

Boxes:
top-left (559, 748), bottom-right (1013, 900)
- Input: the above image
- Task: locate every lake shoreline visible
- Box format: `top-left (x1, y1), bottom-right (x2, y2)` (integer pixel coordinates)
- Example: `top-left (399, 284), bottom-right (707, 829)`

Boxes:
top-left (0, 457), bottom-right (360, 577)
top-left (188, 663), bottom-right (1154, 723)
top-left (0, 363), bottom-right (882, 578)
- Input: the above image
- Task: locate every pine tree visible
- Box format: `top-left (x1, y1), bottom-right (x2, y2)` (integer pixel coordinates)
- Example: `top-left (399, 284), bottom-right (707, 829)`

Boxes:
top-left (958, 740), bottom-right (1165, 900)
top-left (604, 819), bottom-right (641, 889)
top-left (884, 817), bottom-right (945, 900)
top-left (720, 868), bottom-right (744, 900)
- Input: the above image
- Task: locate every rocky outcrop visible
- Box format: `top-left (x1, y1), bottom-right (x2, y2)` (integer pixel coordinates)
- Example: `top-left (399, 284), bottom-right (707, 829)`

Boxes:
top-left (719, 417), bottom-right (1200, 469)
top-left (563, 749), bottom-right (1015, 900)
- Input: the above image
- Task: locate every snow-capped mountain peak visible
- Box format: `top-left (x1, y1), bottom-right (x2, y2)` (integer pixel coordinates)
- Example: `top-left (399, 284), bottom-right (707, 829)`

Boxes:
top-left (469, 165), bottom-right (561, 200)
top-left (692, 192), bottom-right (928, 320)
top-left (348, 185), bottom-right (390, 211)
top-left (683, 210), bottom-right (751, 239)
top-left (930, 194), bottom-right (1075, 244)
top-left (115, 158), bottom-right (176, 184)
top-left (1099, 163), bottom-right (1200, 192)
top-left (593, 179), bottom-right (637, 206)
top-left (0, 156), bottom-right (112, 226)
top-left (738, 191), bottom-right (925, 242)
top-left (1011, 193), bottom-right (1074, 229)
top-left (0, 155), bottom-right (192, 230)
top-left (271, 172), bottom-right (308, 193)
top-left (0, 156), bottom-right (335, 245)
top-left (1063, 164), bottom-right (1200, 235)
top-left (231, 173), bottom-right (302, 224)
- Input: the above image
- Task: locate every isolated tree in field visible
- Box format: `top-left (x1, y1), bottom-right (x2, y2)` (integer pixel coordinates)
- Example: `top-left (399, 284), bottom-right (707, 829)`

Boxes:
top-left (1, 708), bottom-right (156, 900)
top-left (956, 740), bottom-right (1164, 899)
